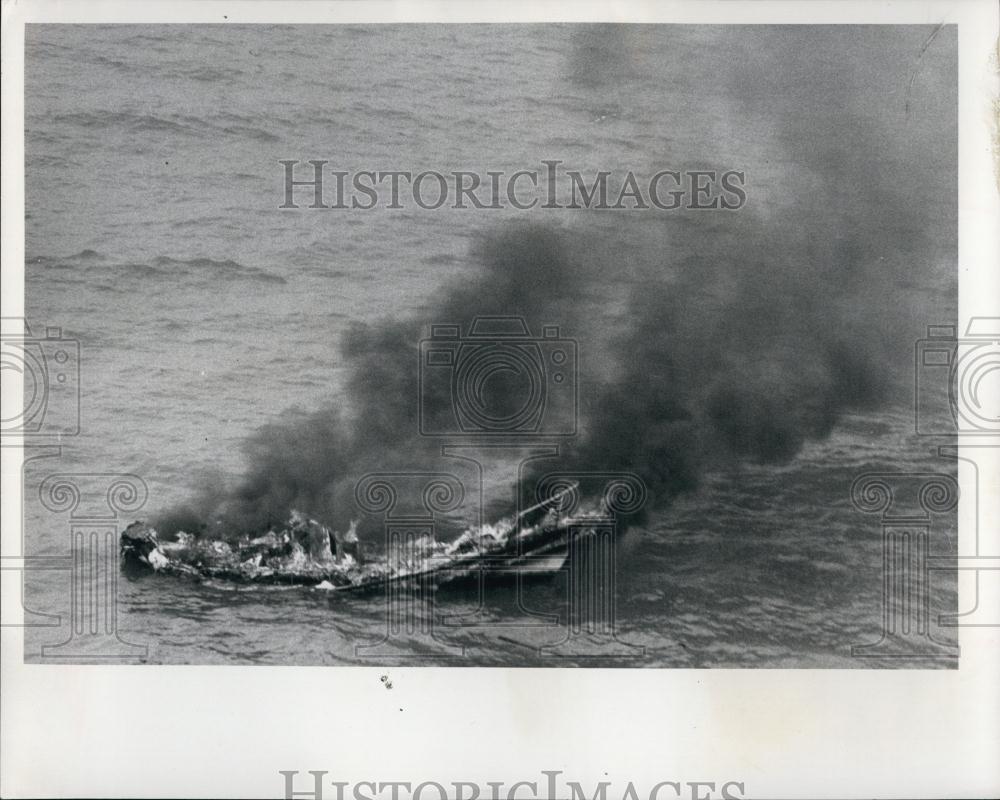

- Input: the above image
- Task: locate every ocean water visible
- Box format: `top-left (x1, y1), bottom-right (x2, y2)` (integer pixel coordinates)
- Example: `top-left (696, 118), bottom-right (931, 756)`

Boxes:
top-left (21, 24), bottom-right (958, 666)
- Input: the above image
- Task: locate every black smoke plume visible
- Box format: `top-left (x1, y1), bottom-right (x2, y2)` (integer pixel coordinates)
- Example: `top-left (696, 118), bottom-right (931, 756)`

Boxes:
top-left (156, 205), bottom-right (927, 542)
top-left (155, 223), bottom-right (596, 539)
top-left (157, 27), bottom-right (954, 542)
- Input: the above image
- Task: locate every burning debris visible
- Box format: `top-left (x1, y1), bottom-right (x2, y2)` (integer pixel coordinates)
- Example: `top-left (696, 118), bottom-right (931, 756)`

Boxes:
top-left (122, 483), bottom-right (594, 592)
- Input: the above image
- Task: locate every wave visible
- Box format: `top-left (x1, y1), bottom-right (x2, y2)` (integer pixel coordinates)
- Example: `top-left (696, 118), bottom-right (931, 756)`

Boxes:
top-left (48, 110), bottom-right (279, 143)
top-left (150, 255), bottom-right (285, 282)
top-left (27, 251), bottom-right (287, 288)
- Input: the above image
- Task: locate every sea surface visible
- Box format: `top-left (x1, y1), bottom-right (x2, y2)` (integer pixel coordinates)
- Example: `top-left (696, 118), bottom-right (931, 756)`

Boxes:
top-left (20, 24), bottom-right (959, 666)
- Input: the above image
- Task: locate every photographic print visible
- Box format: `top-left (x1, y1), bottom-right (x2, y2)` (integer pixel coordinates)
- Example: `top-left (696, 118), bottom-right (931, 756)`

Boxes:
top-left (11, 21), bottom-right (967, 668)
top-left (4, 4), bottom-right (1000, 799)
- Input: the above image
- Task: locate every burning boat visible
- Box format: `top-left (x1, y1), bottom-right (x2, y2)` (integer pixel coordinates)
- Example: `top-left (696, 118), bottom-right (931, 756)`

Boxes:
top-left (120, 483), bottom-right (594, 592)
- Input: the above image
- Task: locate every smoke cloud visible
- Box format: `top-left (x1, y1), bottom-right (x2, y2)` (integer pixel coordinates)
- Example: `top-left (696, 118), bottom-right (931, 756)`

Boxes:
top-left (157, 208), bottom-right (926, 541)
top-left (155, 26), bottom-right (955, 542)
